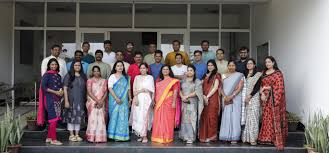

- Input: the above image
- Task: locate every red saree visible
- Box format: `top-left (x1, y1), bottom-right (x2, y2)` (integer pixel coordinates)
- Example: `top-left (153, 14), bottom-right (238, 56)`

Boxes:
top-left (258, 70), bottom-right (288, 150)
top-left (151, 77), bottom-right (180, 143)
top-left (199, 73), bottom-right (221, 142)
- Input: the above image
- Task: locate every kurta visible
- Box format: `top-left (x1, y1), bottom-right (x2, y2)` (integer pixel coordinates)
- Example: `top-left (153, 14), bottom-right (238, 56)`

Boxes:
top-left (258, 70), bottom-right (288, 150)
top-left (199, 73), bottom-right (221, 142)
top-left (216, 60), bottom-right (228, 75)
top-left (202, 50), bottom-right (216, 62)
top-left (165, 51), bottom-right (190, 66)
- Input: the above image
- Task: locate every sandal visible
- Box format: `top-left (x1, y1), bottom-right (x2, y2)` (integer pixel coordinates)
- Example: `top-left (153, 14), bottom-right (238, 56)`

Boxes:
top-left (142, 138), bottom-right (148, 143)
top-left (46, 138), bottom-right (52, 143)
top-left (50, 140), bottom-right (63, 145)
top-left (69, 135), bottom-right (77, 142)
top-left (186, 140), bottom-right (193, 144)
top-left (231, 141), bottom-right (238, 144)
top-left (75, 135), bottom-right (83, 142)
top-left (137, 138), bottom-right (143, 142)
top-left (250, 142), bottom-right (257, 146)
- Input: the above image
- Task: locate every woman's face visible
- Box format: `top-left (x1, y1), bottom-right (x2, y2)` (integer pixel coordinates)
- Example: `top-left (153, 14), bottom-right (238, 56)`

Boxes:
top-left (73, 62), bottom-right (81, 72)
top-left (247, 60), bottom-right (255, 70)
top-left (115, 62), bottom-right (124, 73)
top-left (162, 66), bottom-right (170, 76)
top-left (207, 62), bottom-right (215, 72)
top-left (228, 62), bottom-right (236, 73)
top-left (139, 65), bottom-right (148, 75)
top-left (50, 61), bottom-right (58, 71)
top-left (93, 68), bottom-right (101, 78)
top-left (186, 67), bottom-right (195, 78)
top-left (265, 58), bottom-right (274, 69)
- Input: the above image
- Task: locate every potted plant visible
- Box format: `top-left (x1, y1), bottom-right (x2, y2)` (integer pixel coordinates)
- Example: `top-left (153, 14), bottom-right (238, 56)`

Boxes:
top-left (286, 111), bottom-right (300, 132)
top-left (25, 112), bottom-right (37, 131)
top-left (7, 115), bottom-right (24, 153)
top-left (0, 105), bottom-right (14, 153)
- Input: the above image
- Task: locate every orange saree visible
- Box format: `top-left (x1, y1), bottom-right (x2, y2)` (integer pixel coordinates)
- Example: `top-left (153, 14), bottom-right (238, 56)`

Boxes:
top-left (151, 77), bottom-right (180, 143)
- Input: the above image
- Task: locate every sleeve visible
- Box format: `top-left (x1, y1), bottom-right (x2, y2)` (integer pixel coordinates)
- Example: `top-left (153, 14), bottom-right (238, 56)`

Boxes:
top-left (127, 77), bottom-right (131, 90)
top-left (87, 64), bottom-right (92, 79)
top-left (164, 53), bottom-right (170, 65)
top-left (87, 79), bottom-right (92, 91)
top-left (183, 52), bottom-right (191, 65)
top-left (66, 63), bottom-right (71, 73)
top-left (146, 75), bottom-right (155, 93)
top-left (41, 59), bottom-right (47, 76)
top-left (250, 77), bottom-right (261, 97)
top-left (108, 75), bottom-right (114, 89)
top-left (103, 79), bottom-right (108, 92)
top-left (272, 72), bottom-right (285, 106)
top-left (63, 74), bottom-right (70, 87)
top-left (41, 74), bottom-right (49, 92)
top-left (133, 76), bottom-right (138, 93)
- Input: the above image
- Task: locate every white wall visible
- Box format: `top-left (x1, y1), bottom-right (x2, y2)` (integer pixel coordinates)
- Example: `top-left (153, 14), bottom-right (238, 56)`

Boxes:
top-left (251, 0), bottom-right (329, 122)
top-left (0, 2), bottom-right (13, 85)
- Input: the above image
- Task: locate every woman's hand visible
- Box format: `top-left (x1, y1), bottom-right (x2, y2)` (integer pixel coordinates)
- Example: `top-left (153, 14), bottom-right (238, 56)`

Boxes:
top-left (203, 95), bottom-right (209, 106)
top-left (133, 97), bottom-right (139, 106)
top-left (245, 95), bottom-right (252, 104)
top-left (172, 102), bottom-right (176, 108)
top-left (64, 100), bottom-right (70, 108)
top-left (115, 98), bottom-right (122, 104)
top-left (261, 93), bottom-right (268, 102)
top-left (181, 95), bottom-right (188, 103)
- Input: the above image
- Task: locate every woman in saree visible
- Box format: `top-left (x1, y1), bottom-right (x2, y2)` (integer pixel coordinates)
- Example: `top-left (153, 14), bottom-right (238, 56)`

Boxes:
top-left (131, 63), bottom-right (155, 143)
top-left (199, 59), bottom-right (222, 143)
top-left (37, 58), bottom-right (64, 145)
top-left (151, 65), bottom-right (180, 143)
top-left (86, 66), bottom-right (108, 143)
top-left (62, 60), bottom-right (87, 142)
top-left (241, 59), bottom-right (262, 145)
top-left (179, 65), bottom-right (204, 144)
top-left (219, 60), bottom-right (244, 144)
top-left (258, 56), bottom-right (288, 150)
top-left (108, 61), bottom-right (132, 141)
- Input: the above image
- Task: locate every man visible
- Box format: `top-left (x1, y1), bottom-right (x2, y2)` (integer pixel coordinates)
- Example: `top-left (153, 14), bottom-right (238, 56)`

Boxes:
top-left (66, 50), bottom-right (89, 74)
top-left (236, 46), bottom-right (249, 74)
top-left (193, 50), bottom-right (207, 80)
top-left (81, 41), bottom-right (95, 64)
top-left (215, 49), bottom-right (228, 75)
top-left (165, 40), bottom-right (190, 66)
top-left (87, 50), bottom-right (111, 79)
top-left (143, 42), bottom-right (164, 65)
top-left (171, 53), bottom-right (188, 80)
top-left (41, 44), bottom-right (67, 78)
top-left (150, 50), bottom-right (164, 80)
top-left (201, 40), bottom-right (216, 62)
top-left (102, 40), bottom-right (116, 65)
top-left (110, 50), bottom-right (130, 73)
top-left (124, 42), bottom-right (135, 64)
top-left (127, 51), bottom-right (147, 93)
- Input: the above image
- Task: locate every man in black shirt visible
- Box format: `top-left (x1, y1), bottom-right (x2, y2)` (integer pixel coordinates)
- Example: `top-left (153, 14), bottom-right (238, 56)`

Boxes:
top-left (236, 46), bottom-right (249, 75)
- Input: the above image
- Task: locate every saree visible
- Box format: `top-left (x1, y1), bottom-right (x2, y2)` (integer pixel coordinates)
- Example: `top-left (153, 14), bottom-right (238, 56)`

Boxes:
top-left (258, 70), bottom-right (288, 150)
top-left (242, 72), bottom-right (262, 143)
top-left (108, 76), bottom-right (130, 141)
top-left (37, 70), bottom-right (63, 125)
top-left (86, 78), bottom-right (108, 143)
top-left (199, 74), bottom-right (221, 142)
top-left (131, 75), bottom-right (155, 137)
top-left (151, 77), bottom-right (180, 143)
top-left (179, 79), bottom-right (204, 142)
top-left (219, 72), bottom-right (244, 141)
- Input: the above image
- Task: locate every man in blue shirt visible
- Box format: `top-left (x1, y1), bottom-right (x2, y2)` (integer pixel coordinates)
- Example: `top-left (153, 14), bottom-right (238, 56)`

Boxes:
top-left (67, 50), bottom-right (89, 74)
top-left (193, 50), bottom-right (207, 80)
top-left (150, 50), bottom-right (164, 80)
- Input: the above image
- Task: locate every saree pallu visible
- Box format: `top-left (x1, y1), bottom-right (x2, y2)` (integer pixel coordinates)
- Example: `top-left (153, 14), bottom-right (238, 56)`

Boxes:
top-left (219, 72), bottom-right (244, 141)
top-left (86, 78), bottom-right (107, 143)
top-left (258, 70), bottom-right (288, 150)
top-left (108, 76), bottom-right (130, 141)
top-left (199, 74), bottom-right (221, 142)
top-left (151, 78), bottom-right (180, 143)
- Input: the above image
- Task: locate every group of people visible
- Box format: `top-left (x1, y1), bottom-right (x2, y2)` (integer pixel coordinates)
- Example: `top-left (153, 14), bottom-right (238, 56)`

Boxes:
top-left (37, 39), bottom-right (288, 150)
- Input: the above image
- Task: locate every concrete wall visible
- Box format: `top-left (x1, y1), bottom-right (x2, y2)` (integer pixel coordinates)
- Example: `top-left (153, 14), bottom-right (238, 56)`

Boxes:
top-left (251, 0), bottom-right (329, 121)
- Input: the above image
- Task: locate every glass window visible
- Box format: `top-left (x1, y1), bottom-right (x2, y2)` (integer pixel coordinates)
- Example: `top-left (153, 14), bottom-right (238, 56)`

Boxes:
top-left (80, 3), bottom-right (132, 28)
top-left (47, 2), bottom-right (76, 27)
top-left (46, 30), bottom-right (75, 62)
top-left (222, 4), bottom-right (250, 29)
top-left (191, 4), bottom-right (219, 29)
top-left (81, 33), bottom-right (105, 56)
top-left (221, 32), bottom-right (249, 61)
top-left (15, 2), bottom-right (44, 27)
top-left (135, 4), bottom-right (187, 28)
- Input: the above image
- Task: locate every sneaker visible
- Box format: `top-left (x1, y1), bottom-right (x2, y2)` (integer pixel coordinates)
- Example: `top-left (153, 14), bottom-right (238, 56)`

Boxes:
top-left (45, 138), bottom-right (52, 143)
top-left (50, 140), bottom-right (63, 145)
top-left (69, 135), bottom-right (77, 142)
top-left (75, 135), bottom-right (83, 142)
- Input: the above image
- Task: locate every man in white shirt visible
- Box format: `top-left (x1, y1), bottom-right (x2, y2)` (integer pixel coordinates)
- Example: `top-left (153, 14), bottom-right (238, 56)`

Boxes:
top-left (171, 53), bottom-right (187, 80)
top-left (110, 50), bottom-right (130, 73)
top-left (102, 40), bottom-right (116, 65)
top-left (41, 44), bottom-right (68, 78)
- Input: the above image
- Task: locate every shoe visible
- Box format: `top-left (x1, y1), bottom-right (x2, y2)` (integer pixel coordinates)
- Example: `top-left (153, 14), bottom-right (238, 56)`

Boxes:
top-left (231, 141), bottom-right (238, 144)
top-left (186, 140), bottom-right (193, 144)
top-left (50, 140), bottom-right (63, 145)
top-left (142, 138), bottom-right (148, 143)
top-left (75, 135), bottom-right (83, 142)
top-left (250, 142), bottom-right (257, 146)
top-left (69, 135), bottom-right (77, 142)
top-left (137, 138), bottom-right (143, 142)
top-left (46, 138), bottom-right (52, 143)
top-left (204, 139), bottom-right (210, 143)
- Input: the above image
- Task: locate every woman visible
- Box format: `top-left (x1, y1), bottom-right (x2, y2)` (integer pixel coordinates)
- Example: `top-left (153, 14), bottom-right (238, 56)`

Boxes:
top-left (241, 59), bottom-right (262, 145)
top-left (86, 66), bottom-right (108, 143)
top-left (108, 61), bottom-right (132, 141)
top-left (131, 63), bottom-right (155, 143)
top-left (62, 60), bottom-right (87, 142)
top-left (219, 60), bottom-right (244, 144)
top-left (151, 65), bottom-right (180, 143)
top-left (37, 58), bottom-right (64, 145)
top-left (179, 65), bottom-right (204, 144)
top-left (258, 56), bottom-right (288, 150)
top-left (199, 59), bottom-right (221, 143)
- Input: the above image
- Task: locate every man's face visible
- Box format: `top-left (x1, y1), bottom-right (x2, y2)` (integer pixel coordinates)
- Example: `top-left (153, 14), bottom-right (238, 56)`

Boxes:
top-left (127, 43), bottom-right (134, 52)
top-left (134, 55), bottom-right (143, 64)
top-left (116, 52), bottom-right (124, 61)
top-left (75, 52), bottom-right (83, 61)
top-left (194, 53), bottom-right (202, 62)
top-left (172, 42), bottom-right (180, 51)
top-left (239, 49), bottom-right (248, 60)
top-left (82, 44), bottom-right (90, 53)
top-left (104, 43), bottom-right (112, 52)
top-left (154, 53), bottom-right (162, 63)
top-left (95, 53), bottom-right (103, 61)
top-left (201, 42), bottom-right (209, 51)
top-left (175, 55), bottom-right (183, 64)
top-left (148, 44), bottom-right (156, 54)
top-left (51, 47), bottom-right (61, 57)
